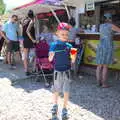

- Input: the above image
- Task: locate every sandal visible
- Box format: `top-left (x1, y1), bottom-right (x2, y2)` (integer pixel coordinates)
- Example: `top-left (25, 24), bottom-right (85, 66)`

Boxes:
top-left (62, 108), bottom-right (68, 120)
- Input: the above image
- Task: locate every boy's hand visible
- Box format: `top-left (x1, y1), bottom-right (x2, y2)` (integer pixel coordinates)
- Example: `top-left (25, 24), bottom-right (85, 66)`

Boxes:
top-left (48, 52), bottom-right (55, 62)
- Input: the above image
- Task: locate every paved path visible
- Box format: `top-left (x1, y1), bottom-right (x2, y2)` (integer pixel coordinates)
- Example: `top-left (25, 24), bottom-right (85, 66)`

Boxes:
top-left (0, 61), bottom-right (120, 120)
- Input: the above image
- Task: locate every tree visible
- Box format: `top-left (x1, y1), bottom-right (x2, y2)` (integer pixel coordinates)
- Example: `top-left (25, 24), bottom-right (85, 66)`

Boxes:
top-left (0, 0), bottom-right (6, 15)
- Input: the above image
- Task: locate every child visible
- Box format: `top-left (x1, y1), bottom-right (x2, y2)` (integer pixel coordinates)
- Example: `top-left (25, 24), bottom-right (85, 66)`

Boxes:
top-left (49, 22), bottom-right (77, 120)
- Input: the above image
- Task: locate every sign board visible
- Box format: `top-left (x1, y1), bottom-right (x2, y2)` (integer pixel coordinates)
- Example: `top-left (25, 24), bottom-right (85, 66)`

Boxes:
top-left (86, 0), bottom-right (95, 11)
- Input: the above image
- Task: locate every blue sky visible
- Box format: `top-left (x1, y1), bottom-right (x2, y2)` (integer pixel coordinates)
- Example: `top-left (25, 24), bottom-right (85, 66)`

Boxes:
top-left (3, 0), bottom-right (34, 11)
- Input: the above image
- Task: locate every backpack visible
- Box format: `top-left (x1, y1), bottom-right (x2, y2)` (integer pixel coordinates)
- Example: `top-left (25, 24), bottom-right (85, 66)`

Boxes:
top-left (54, 43), bottom-right (71, 71)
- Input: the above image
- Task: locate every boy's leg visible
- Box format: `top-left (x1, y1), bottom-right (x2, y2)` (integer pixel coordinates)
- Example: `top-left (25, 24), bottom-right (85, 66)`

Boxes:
top-left (53, 92), bottom-right (59, 105)
top-left (62, 71), bottom-right (71, 120)
top-left (63, 92), bottom-right (69, 108)
top-left (51, 92), bottom-right (59, 120)
top-left (62, 92), bottom-right (69, 120)
top-left (51, 71), bottom-right (61, 120)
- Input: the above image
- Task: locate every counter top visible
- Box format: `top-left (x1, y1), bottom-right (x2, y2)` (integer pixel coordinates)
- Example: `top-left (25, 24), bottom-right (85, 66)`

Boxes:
top-left (77, 33), bottom-right (120, 41)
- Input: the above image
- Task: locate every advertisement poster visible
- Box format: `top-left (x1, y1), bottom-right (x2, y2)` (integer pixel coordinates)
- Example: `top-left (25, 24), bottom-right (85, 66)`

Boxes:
top-left (84, 40), bottom-right (120, 70)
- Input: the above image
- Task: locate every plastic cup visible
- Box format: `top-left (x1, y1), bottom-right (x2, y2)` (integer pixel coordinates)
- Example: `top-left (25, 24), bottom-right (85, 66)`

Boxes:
top-left (70, 48), bottom-right (77, 59)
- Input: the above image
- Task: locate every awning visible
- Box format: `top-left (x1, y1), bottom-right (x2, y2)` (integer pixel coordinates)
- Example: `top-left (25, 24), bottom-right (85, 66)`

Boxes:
top-left (11, 1), bottom-right (65, 18)
top-left (13, 0), bottom-right (44, 10)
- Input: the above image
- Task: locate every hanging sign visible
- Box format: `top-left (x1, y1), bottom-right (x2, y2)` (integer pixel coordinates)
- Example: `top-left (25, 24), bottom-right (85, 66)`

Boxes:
top-left (86, 0), bottom-right (95, 11)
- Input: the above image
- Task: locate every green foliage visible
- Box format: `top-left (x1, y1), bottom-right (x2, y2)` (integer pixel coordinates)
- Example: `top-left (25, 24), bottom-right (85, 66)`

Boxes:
top-left (0, 0), bottom-right (6, 15)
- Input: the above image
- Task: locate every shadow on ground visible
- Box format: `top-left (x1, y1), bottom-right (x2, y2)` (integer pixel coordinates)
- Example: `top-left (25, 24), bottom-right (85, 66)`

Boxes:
top-left (10, 73), bottom-right (120, 120)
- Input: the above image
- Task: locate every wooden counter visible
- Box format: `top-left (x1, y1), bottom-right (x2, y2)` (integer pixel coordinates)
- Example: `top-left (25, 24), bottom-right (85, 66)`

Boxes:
top-left (77, 33), bottom-right (120, 70)
top-left (77, 33), bottom-right (120, 41)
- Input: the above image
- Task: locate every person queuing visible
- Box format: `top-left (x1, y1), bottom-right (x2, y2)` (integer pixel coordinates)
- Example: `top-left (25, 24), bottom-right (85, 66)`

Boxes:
top-left (96, 13), bottom-right (120, 88)
top-left (1, 15), bottom-right (19, 69)
top-left (22, 10), bottom-right (37, 76)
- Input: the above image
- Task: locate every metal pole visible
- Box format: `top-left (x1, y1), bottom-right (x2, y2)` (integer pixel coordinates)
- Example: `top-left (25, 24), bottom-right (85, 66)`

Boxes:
top-left (49, 6), bottom-right (61, 24)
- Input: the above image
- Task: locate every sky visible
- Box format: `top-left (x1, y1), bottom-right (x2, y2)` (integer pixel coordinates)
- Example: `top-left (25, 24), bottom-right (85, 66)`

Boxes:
top-left (3, 0), bottom-right (34, 11)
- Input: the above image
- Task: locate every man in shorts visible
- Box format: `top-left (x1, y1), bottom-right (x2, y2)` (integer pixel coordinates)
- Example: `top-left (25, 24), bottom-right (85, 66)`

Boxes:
top-left (2, 15), bottom-right (19, 69)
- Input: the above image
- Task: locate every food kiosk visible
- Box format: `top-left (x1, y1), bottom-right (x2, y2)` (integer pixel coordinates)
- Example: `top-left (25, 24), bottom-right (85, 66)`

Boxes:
top-left (77, 0), bottom-right (120, 70)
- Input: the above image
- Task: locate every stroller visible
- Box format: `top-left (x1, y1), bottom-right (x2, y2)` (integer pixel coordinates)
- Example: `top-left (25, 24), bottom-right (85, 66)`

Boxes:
top-left (32, 39), bottom-right (54, 87)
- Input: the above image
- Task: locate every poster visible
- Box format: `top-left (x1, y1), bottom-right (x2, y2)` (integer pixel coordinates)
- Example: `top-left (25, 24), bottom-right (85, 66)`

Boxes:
top-left (84, 40), bottom-right (120, 70)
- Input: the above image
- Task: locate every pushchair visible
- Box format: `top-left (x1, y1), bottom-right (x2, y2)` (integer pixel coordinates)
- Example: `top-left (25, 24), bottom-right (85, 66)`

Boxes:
top-left (32, 39), bottom-right (54, 87)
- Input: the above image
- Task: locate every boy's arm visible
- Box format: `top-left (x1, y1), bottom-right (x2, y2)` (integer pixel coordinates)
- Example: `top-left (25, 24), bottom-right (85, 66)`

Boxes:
top-left (49, 42), bottom-right (56, 62)
top-left (49, 52), bottom-right (55, 62)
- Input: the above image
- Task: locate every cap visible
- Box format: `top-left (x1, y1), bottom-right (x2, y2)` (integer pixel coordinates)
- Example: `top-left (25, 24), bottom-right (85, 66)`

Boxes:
top-left (57, 22), bottom-right (71, 31)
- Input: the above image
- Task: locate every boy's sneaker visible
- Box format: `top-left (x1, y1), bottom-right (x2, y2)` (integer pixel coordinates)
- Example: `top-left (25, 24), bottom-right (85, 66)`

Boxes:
top-left (51, 104), bottom-right (59, 120)
top-left (62, 108), bottom-right (68, 120)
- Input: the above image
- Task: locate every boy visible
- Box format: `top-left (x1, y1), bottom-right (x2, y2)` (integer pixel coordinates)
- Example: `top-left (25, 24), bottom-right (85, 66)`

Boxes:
top-left (49, 22), bottom-right (77, 120)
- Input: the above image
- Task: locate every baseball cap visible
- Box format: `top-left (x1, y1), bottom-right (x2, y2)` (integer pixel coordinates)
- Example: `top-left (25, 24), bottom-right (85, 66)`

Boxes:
top-left (57, 22), bottom-right (71, 31)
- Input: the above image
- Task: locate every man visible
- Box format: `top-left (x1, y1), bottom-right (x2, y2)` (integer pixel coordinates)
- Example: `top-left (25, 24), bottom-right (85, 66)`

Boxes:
top-left (1, 15), bottom-right (19, 69)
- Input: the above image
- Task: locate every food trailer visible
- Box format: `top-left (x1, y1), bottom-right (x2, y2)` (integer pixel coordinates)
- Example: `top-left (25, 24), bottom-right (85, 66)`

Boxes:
top-left (12, 0), bottom-right (120, 72)
top-left (77, 0), bottom-right (120, 71)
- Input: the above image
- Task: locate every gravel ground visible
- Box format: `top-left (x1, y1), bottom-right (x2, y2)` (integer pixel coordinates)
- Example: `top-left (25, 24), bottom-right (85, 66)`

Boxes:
top-left (0, 74), bottom-right (120, 120)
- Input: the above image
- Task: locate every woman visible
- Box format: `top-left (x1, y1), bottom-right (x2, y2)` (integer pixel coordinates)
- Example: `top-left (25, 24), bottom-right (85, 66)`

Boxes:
top-left (23, 10), bottom-right (36, 75)
top-left (96, 13), bottom-right (120, 88)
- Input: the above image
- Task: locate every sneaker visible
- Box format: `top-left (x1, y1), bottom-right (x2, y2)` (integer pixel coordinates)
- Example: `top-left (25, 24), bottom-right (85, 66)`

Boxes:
top-left (51, 104), bottom-right (58, 120)
top-left (62, 108), bottom-right (68, 120)
top-left (9, 64), bottom-right (16, 70)
top-left (12, 65), bottom-right (16, 69)
top-left (25, 71), bottom-right (31, 76)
